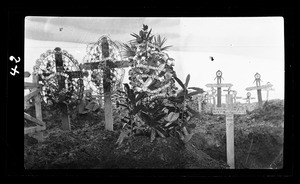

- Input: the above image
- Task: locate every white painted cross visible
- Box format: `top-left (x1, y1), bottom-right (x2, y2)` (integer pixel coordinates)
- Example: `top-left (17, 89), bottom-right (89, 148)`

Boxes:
top-left (232, 90), bottom-right (243, 104)
top-left (207, 88), bottom-right (217, 106)
top-left (262, 82), bottom-right (275, 101)
top-left (246, 73), bottom-right (273, 106)
top-left (212, 96), bottom-right (246, 169)
top-left (197, 93), bottom-right (205, 113)
top-left (223, 87), bottom-right (234, 106)
top-left (206, 70), bottom-right (233, 107)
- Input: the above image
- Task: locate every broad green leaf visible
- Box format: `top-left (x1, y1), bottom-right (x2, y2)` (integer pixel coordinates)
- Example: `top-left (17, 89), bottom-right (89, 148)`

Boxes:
top-left (177, 131), bottom-right (184, 140)
top-left (168, 96), bottom-right (184, 103)
top-left (156, 129), bottom-right (165, 138)
top-left (174, 76), bottom-right (186, 90)
top-left (140, 112), bottom-right (152, 126)
top-left (117, 103), bottom-right (129, 108)
top-left (188, 91), bottom-right (203, 97)
top-left (176, 90), bottom-right (186, 97)
top-left (135, 92), bottom-right (146, 103)
top-left (117, 90), bottom-right (126, 95)
top-left (154, 113), bottom-right (166, 122)
top-left (188, 87), bottom-right (204, 92)
top-left (167, 112), bottom-right (180, 122)
top-left (146, 29), bottom-right (152, 39)
top-left (185, 74), bottom-right (190, 88)
top-left (182, 126), bottom-right (189, 136)
top-left (124, 83), bottom-right (130, 94)
top-left (132, 104), bottom-right (144, 115)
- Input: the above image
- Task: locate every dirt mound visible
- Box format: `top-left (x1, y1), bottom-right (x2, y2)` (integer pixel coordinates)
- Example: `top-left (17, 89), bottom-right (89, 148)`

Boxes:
top-left (24, 99), bottom-right (283, 169)
top-left (25, 116), bottom-right (227, 169)
top-left (191, 99), bottom-right (284, 169)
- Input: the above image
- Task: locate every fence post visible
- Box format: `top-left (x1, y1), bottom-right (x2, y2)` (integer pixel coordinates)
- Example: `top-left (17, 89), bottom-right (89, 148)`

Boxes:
top-left (31, 74), bottom-right (44, 142)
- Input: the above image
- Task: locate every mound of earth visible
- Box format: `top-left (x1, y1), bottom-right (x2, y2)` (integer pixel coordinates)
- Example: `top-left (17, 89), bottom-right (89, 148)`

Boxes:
top-left (24, 99), bottom-right (283, 169)
top-left (24, 111), bottom-right (227, 169)
top-left (191, 99), bottom-right (284, 169)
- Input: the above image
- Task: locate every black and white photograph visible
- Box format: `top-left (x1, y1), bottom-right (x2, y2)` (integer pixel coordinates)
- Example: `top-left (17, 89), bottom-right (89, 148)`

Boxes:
top-left (22, 16), bottom-right (286, 170)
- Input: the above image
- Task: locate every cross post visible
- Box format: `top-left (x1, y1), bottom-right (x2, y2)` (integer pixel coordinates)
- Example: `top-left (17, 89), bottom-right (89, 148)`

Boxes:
top-left (212, 100), bottom-right (246, 169)
top-left (54, 47), bottom-right (71, 131)
top-left (81, 38), bottom-right (132, 131)
top-left (246, 73), bottom-right (272, 106)
top-left (206, 71), bottom-right (232, 107)
top-left (262, 82), bottom-right (275, 101)
top-left (205, 84), bottom-right (233, 107)
top-left (53, 47), bottom-right (88, 131)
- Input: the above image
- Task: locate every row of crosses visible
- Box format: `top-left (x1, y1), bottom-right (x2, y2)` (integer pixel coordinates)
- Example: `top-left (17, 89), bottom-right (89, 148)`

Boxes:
top-left (199, 70), bottom-right (274, 169)
top-left (201, 70), bottom-right (274, 109)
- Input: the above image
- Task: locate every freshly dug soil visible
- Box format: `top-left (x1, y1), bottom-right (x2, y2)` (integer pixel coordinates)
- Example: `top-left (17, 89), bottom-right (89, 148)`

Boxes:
top-left (24, 99), bottom-right (283, 169)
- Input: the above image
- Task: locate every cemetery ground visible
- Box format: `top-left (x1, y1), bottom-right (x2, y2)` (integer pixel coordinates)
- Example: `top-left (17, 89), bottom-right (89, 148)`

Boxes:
top-left (24, 99), bottom-right (283, 169)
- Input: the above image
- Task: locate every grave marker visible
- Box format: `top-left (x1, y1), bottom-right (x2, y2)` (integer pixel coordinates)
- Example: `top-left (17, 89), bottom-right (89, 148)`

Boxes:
top-left (206, 88), bottom-right (217, 106)
top-left (212, 97), bottom-right (246, 169)
top-left (206, 70), bottom-right (233, 107)
top-left (232, 90), bottom-right (242, 104)
top-left (246, 73), bottom-right (272, 106)
top-left (81, 37), bottom-right (132, 131)
top-left (53, 47), bottom-right (88, 131)
top-left (223, 87), bottom-right (234, 105)
top-left (262, 82), bottom-right (275, 101)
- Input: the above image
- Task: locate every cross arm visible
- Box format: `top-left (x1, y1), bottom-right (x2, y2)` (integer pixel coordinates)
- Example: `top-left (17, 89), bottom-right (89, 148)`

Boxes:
top-left (65, 71), bottom-right (89, 78)
top-left (81, 60), bottom-right (132, 70)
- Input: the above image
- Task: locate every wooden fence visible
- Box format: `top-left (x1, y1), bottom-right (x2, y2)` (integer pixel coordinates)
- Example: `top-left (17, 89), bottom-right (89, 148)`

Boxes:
top-left (24, 71), bottom-right (46, 135)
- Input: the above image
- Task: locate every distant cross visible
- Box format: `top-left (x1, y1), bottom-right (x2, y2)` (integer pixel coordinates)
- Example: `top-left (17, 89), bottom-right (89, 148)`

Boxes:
top-left (206, 88), bottom-right (217, 106)
top-left (206, 70), bottom-right (232, 107)
top-left (232, 90), bottom-right (242, 104)
top-left (262, 82), bottom-right (275, 101)
top-left (246, 73), bottom-right (272, 107)
top-left (223, 87), bottom-right (234, 106)
top-left (214, 70), bottom-right (223, 84)
top-left (197, 93), bottom-right (206, 113)
top-left (243, 92), bottom-right (255, 104)
top-left (253, 73), bottom-right (262, 87)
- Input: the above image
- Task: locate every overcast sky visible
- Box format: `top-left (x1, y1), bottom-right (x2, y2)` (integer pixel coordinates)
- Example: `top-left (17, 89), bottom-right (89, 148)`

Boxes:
top-left (25, 17), bottom-right (284, 100)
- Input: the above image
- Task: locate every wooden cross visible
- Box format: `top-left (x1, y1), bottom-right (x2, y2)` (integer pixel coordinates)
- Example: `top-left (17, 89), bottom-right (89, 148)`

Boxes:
top-left (223, 87), bottom-right (234, 106)
top-left (53, 47), bottom-right (88, 131)
top-left (262, 82), bottom-right (275, 101)
top-left (81, 37), bottom-right (131, 131)
top-left (197, 93), bottom-right (209, 113)
top-left (246, 73), bottom-right (272, 106)
top-left (206, 70), bottom-right (233, 107)
top-left (205, 87), bottom-right (217, 106)
top-left (243, 92), bottom-right (255, 104)
top-left (232, 90), bottom-right (242, 104)
top-left (212, 99), bottom-right (246, 169)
